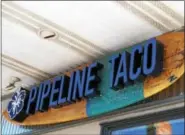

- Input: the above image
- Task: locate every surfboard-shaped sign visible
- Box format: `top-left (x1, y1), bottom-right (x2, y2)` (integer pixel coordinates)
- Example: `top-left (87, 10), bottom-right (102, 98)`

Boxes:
top-left (3, 31), bottom-right (184, 126)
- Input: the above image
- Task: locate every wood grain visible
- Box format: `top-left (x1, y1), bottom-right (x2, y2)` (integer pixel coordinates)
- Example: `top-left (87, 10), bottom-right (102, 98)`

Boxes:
top-left (144, 32), bottom-right (184, 98)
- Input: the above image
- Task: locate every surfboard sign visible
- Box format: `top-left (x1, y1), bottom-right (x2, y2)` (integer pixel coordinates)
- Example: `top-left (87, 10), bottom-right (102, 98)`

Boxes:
top-left (3, 31), bottom-right (184, 126)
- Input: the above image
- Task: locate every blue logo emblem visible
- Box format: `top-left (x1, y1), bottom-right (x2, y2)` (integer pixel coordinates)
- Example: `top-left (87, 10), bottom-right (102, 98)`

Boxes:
top-left (7, 89), bottom-right (27, 120)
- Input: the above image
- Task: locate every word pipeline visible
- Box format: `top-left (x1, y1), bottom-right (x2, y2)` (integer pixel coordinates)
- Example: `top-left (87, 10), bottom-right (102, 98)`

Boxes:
top-left (8, 62), bottom-right (103, 122)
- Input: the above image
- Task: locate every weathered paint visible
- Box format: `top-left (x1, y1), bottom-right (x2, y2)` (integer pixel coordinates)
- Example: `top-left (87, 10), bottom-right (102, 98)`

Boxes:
top-left (144, 32), bottom-right (184, 97)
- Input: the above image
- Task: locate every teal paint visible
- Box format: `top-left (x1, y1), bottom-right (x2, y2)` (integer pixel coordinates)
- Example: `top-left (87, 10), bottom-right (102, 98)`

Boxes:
top-left (86, 45), bottom-right (145, 116)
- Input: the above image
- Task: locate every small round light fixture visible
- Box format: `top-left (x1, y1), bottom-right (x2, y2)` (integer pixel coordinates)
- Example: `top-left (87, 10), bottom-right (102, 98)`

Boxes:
top-left (38, 29), bottom-right (58, 40)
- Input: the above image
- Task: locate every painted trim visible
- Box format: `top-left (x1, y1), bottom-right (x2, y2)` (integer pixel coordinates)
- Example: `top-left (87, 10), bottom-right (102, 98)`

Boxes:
top-left (116, 1), bottom-right (184, 32)
top-left (100, 96), bottom-right (184, 135)
top-left (148, 1), bottom-right (184, 25)
top-left (2, 54), bottom-right (52, 79)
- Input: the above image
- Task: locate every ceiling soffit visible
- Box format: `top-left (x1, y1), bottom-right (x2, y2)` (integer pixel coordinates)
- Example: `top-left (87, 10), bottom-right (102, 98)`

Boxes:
top-left (2, 2), bottom-right (108, 59)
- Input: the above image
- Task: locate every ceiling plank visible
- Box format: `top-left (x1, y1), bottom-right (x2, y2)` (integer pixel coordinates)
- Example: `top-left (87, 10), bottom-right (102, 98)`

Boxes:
top-left (147, 1), bottom-right (184, 25)
top-left (116, 1), bottom-right (184, 32)
top-left (130, 1), bottom-right (181, 28)
top-left (2, 1), bottom-right (108, 60)
top-left (2, 54), bottom-right (52, 81)
top-left (2, 54), bottom-right (52, 78)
